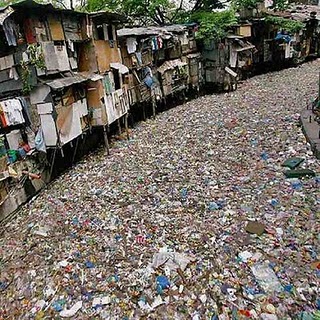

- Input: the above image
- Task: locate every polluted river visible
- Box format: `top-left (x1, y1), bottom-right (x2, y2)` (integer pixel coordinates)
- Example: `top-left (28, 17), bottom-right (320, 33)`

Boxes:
top-left (0, 60), bottom-right (319, 319)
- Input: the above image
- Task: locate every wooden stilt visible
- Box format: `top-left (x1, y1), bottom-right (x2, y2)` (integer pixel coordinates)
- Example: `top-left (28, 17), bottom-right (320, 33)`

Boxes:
top-left (79, 133), bottom-right (87, 158)
top-left (125, 113), bottom-right (130, 140)
top-left (72, 136), bottom-right (80, 164)
top-left (152, 96), bottom-right (156, 119)
top-left (104, 126), bottom-right (110, 155)
top-left (49, 147), bottom-right (57, 181)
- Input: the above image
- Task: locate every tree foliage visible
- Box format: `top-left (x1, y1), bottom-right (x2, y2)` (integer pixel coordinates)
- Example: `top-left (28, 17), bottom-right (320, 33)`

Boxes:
top-left (83, 0), bottom-right (227, 25)
top-left (265, 15), bottom-right (304, 34)
top-left (192, 10), bottom-right (237, 41)
top-left (190, 0), bottom-right (226, 12)
top-left (233, 0), bottom-right (261, 10)
top-left (85, 0), bottom-right (179, 25)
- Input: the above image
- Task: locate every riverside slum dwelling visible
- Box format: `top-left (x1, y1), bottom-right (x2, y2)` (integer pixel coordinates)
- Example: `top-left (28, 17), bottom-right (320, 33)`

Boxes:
top-left (161, 24), bottom-right (203, 97)
top-left (201, 31), bottom-right (256, 91)
top-left (243, 3), bottom-right (320, 72)
top-left (263, 5), bottom-right (320, 65)
top-left (153, 26), bottom-right (189, 106)
top-left (117, 24), bottom-right (201, 117)
top-left (230, 22), bottom-right (256, 78)
top-left (117, 27), bottom-right (162, 119)
top-left (84, 11), bottom-right (130, 139)
top-left (201, 3), bottom-right (320, 92)
top-left (233, 2), bottom-right (298, 73)
top-left (0, 0), bottom-right (127, 221)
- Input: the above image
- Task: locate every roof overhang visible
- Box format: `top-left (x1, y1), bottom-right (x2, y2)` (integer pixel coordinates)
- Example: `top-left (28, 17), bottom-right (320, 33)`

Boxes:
top-left (110, 62), bottom-right (129, 74)
top-left (46, 73), bottom-right (103, 90)
top-left (89, 11), bottom-right (127, 24)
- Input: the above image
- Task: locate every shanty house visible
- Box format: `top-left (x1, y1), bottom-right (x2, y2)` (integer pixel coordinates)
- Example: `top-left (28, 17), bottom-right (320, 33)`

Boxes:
top-left (157, 59), bottom-right (188, 97)
top-left (227, 35), bottom-right (256, 78)
top-left (250, 5), bottom-right (320, 69)
top-left (117, 27), bottom-right (163, 117)
top-left (163, 24), bottom-right (203, 92)
top-left (0, 0), bottom-right (127, 221)
top-left (85, 12), bottom-right (129, 128)
top-left (202, 39), bottom-right (237, 91)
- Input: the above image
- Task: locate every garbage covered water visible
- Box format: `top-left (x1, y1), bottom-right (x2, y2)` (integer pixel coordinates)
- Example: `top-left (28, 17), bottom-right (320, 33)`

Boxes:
top-left (0, 60), bottom-right (320, 319)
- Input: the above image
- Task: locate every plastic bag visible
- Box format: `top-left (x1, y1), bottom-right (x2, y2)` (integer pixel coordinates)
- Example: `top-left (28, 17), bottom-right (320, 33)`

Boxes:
top-left (251, 263), bottom-right (282, 293)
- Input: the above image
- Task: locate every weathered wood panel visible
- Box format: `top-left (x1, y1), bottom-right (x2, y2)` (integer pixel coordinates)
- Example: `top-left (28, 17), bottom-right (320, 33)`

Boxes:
top-left (94, 40), bottom-right (121, 73)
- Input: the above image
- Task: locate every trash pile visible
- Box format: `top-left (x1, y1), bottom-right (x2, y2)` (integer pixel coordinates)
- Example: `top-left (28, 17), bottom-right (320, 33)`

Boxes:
top-left (0, 60), bottom-right (319, 319)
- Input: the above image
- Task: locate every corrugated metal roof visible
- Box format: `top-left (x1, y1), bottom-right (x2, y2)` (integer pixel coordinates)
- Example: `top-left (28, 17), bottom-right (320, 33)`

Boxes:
top-left (163, 25), bottom-right (187, 33)
top-left (227, 35), bottom-right (245, 39)
top-left (158, 59), bottom-right (187, 74)
top-left (117, 25), bottom-right (186, 38)
top-left (9, 0), bottom-right (85, 15)
top-left (229, 37), bottom-right (256, 52)
top-left (117, 27), bottom-right (162, 37)
top-left (46, 73), bottom-right (102, 90)
top-left (0, 1), bottom-right (125, 27)
top-left (0, 0), bottom-right (95, 22)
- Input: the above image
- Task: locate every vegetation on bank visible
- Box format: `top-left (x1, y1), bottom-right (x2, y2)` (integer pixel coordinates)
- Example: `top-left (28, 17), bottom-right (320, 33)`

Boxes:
top-left (264, 15), bottom-right (305, 34)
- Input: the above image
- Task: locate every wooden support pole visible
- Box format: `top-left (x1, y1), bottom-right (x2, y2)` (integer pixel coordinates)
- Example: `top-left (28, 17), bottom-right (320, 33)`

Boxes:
top-left (152, 99), bottom-right (156, 119)
top-left (125, 113), bottom-right (130, 140)
top-left (49, 147), bottom-right (58, 181)
top-left (104, 126), bottom-right (110, 155)
top-left (72, 136), bottom-right (80, 164)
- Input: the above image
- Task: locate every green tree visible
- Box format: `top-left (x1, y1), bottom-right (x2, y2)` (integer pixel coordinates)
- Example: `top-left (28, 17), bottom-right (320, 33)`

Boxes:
top-left (83, 0), bottom-right (227, 25)
top-left (85, 0), bottom-right (176, 25)
top-left (191, 10), bottom-right (237, 41)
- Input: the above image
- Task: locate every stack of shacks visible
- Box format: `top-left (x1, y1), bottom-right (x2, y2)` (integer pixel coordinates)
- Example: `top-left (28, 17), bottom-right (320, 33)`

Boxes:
top-left (201, 20), bottom-right (255, 91)
top-left (117, 23), bottom-right (201, 118)
top-left (202, 3), bottom-right (320, 90)
top-left (0, 0), bottom-right (128, 220)
top-left (241, 3), bottom-right (320, 70)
